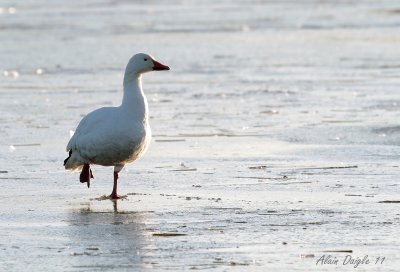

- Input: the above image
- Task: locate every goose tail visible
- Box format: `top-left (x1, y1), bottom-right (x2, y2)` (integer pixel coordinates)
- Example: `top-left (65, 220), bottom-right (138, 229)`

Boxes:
top-left (64, 150), bottom-right (84, 171)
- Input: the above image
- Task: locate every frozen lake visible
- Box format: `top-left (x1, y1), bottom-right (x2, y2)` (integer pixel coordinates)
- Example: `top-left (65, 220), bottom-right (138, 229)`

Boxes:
top-left (1, 0), bottom-right (399, 271)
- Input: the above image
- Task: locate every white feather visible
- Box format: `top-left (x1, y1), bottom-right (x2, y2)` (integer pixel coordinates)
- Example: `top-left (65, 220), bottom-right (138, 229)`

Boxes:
top-left (64, 53), bottom-right (161, 171)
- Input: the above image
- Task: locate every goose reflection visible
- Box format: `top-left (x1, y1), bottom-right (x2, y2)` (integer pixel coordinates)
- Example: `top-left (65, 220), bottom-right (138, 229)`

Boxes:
top-left (67, 200), bottom-right (150, 269)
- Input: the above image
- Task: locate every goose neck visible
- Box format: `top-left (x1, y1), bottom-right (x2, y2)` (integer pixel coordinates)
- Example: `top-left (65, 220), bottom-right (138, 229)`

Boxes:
top-left (121, 76), bottom-right (148, 120)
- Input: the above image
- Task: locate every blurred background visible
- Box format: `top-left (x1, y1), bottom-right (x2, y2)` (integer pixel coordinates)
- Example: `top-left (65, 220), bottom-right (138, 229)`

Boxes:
top-left (1, 0), bottom-right (400, 147)
top-left (0, 1), bottom-right (400, 271)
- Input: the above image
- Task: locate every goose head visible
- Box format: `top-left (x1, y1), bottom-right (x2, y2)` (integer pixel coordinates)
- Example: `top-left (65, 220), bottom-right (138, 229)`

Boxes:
top-left (125, 53), bottom-right (169, 76)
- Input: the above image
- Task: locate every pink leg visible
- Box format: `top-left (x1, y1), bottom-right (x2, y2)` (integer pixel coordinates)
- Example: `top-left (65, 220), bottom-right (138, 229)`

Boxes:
top-left (80, 164), bottom-right (94, 188)
top-left (110, 171), bottom-right (121, 199)
top-left (110, 165), bottom-right (124, 199)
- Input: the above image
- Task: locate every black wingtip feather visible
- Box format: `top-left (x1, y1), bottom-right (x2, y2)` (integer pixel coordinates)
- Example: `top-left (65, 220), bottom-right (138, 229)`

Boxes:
top-left (64, 150), bottom-right (72, 166)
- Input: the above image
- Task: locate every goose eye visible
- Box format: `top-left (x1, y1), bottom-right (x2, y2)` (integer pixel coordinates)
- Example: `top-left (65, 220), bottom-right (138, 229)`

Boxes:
top-left (144, 58), bottom-right (148, 61)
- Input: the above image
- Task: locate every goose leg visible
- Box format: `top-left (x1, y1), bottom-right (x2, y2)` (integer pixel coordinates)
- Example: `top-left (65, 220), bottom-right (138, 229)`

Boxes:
top-left (80, 164), bottom-right (94, 188)
top-left (110, 165), bottom-right (124, 199)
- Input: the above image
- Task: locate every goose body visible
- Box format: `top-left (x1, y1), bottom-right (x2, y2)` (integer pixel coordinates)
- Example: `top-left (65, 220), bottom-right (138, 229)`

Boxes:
top-left (64, 53), bottom-right (169, 198)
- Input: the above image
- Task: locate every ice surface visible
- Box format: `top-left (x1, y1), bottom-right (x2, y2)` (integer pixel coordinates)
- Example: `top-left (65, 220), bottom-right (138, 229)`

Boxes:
top-left (0, 0), bottom-right (399, 271)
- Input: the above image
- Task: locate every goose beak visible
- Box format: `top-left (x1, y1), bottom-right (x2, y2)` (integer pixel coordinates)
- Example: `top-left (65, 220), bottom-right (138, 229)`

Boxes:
top-left (152, 60), bottom-right (170, 71)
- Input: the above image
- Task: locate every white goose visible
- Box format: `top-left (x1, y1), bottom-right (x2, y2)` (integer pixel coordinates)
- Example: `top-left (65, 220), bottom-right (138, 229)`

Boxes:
top-left (64, 53), bottom-right (169, 199)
